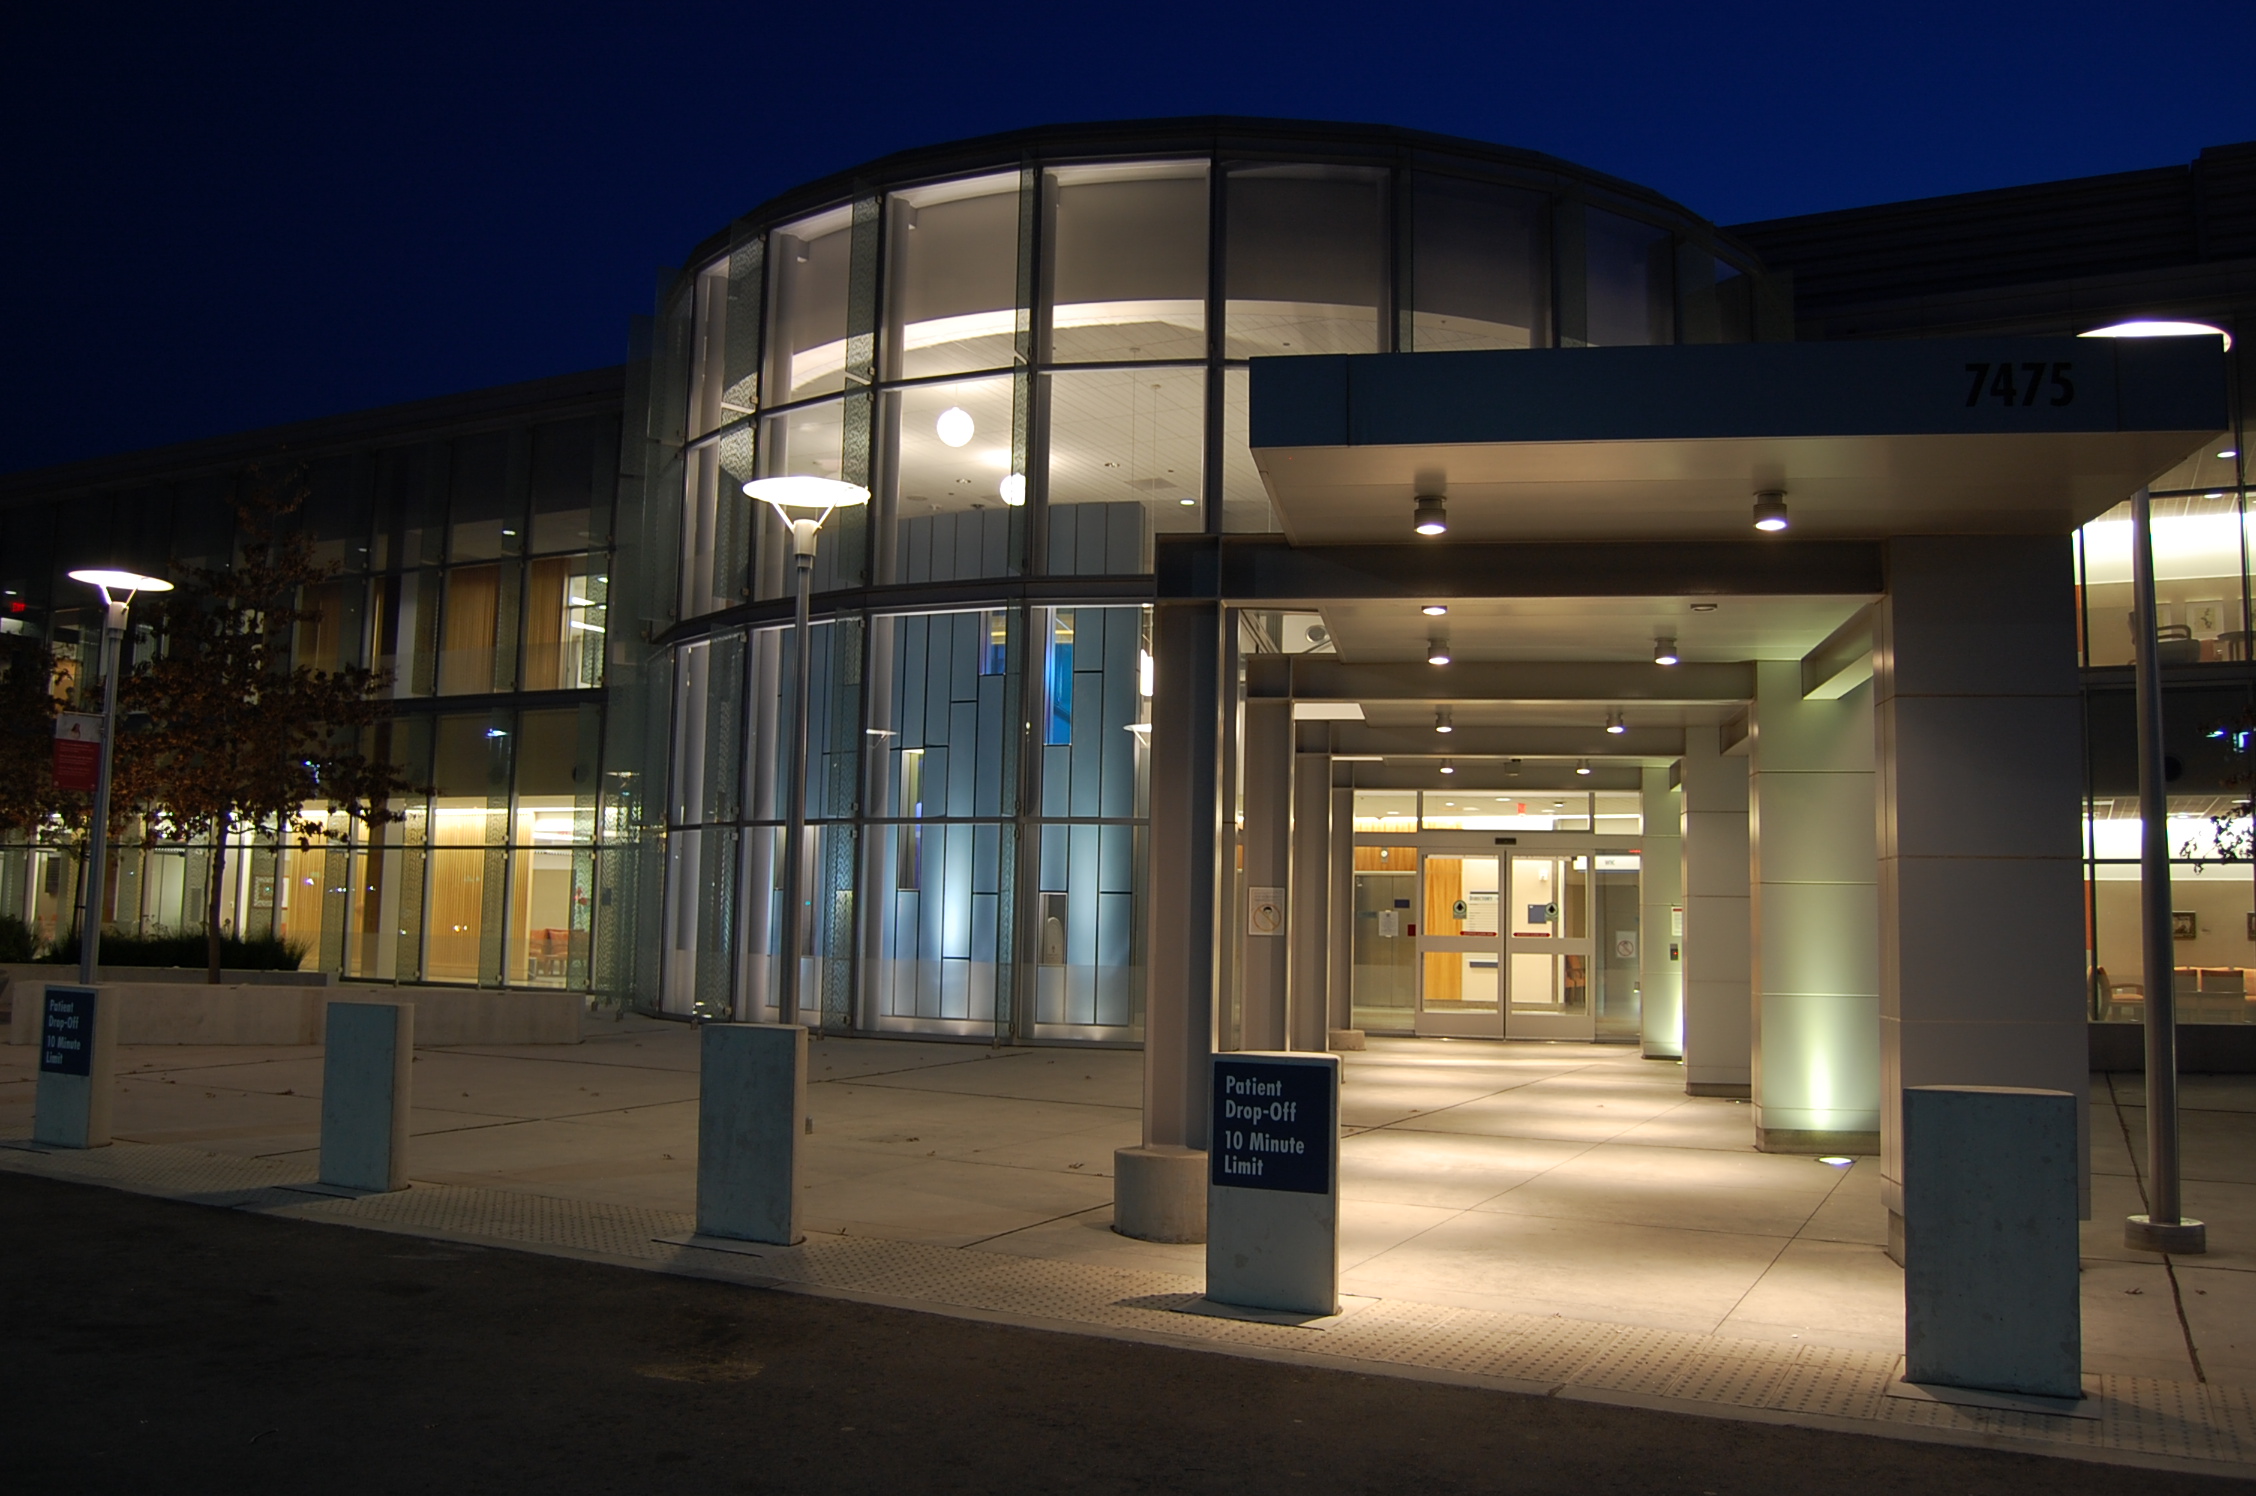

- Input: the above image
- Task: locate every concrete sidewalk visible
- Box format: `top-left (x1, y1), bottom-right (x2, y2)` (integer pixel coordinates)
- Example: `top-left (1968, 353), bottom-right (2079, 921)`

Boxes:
top-left (4, 1017), bottom-right (2253, 1476)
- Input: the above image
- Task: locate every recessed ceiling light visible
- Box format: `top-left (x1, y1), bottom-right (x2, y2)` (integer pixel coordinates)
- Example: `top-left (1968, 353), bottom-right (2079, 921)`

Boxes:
top-left (1422, 604), bottom-right (1449, 616)
top-left (1690, 602), bottom-right (1718, 612)
top-left (2221, 449), bottom-right (2239, 460)
top-left (1439, 760), bottom-right (1455, 775)
top-left (1818, 1156), bottom-right (1854, 1168)
top-left (1575, 759), bottom-right (1592, 776)
top-left (1434, 706), bottom-right (1454, 735)
top-left (1605, 711), bottom-right (1626, 735)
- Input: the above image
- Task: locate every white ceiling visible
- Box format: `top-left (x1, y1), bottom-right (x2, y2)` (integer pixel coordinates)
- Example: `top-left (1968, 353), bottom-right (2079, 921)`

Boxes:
top-left (1319, 594), bottom-right (1872, 665)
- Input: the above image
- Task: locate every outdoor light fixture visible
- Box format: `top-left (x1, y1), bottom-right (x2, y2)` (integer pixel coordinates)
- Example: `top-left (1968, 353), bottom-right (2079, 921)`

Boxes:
top-left (65, 568), bottom-right (175, 984)
top-left (2080, 319), bottom-right (2233, 351)
top-left (1575, 759), bottom-right (1592, 776)
top-left (1653, 635), bottom-right (1680, 666)
top-left (1413, 494), bottom-right (1448, 536)
top-left (1439, 759), bottom-right (1455, 775)
top-left (1605, 711), bottom-right (1626, 735)
top-left (1421, 604), bottom-right (1449, 617)
top-left (935, 406), bottom-right (974, 447)
top-left (1752, 490), bottom-right (1789, 532)
top-left (1427, 636), bottom-right (1452, 666)
top-left (1818, 1156), bottom-right (1854, 1168)
top-left (999, 472), bottom-right (1027, 507)
top-left (2223, 449), bottom-right (2240, 460)
top-left (1434, 707), bottom-right (1454, 735)
top-left (742, 475), bottom-right (871, 1029)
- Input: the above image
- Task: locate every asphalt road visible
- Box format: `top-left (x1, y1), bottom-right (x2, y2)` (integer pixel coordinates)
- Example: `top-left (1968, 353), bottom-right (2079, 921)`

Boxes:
top-left (0, 1171), bottom-right (2240, 1495)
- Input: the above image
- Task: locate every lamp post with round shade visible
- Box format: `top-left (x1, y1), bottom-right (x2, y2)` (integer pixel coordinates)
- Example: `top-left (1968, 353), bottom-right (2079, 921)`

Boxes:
top-left (742, 477), bottom-right (870, 1028)
top-left (64, 569), bottom-right (173, 984)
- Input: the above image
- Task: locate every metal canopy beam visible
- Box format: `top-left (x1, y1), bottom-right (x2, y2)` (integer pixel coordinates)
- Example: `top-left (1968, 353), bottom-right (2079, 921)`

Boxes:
top-left (1156, 535), bottom-right (1882, 604)
top-left (1247, 655), bottom-right (1756, 704)
top-left (1329, 724), bottom-right (1687, 758)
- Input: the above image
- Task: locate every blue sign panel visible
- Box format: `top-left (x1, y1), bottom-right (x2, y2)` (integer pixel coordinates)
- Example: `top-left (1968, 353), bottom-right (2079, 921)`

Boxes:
top-left (1210, 1057), bottom-right (1333, 1195)
top-left (40, 986), bottom-right (97, 1077)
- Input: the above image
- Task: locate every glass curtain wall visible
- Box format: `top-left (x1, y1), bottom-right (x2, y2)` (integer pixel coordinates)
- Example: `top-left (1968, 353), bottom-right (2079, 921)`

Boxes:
top-left (653, 140), bottom-right (1740, 1036)
top-left (2079, 433), bottom-right (2255, 1023)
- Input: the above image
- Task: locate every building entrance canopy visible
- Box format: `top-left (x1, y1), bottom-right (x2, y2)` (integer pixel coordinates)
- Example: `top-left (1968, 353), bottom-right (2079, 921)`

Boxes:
top-left (1247, 337), bottom-right (2228, 546)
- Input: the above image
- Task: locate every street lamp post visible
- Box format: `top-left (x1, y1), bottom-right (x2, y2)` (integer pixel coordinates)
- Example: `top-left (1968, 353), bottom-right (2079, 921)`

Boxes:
top-left (741, 477), bottom-right (870, 1029)
top-left (64, 569), bottom-right (173, 984)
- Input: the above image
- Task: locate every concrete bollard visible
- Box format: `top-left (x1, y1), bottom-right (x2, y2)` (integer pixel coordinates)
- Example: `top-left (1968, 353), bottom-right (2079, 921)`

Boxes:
top-left (1903, 1085), bottom-right (2081, 1398)
top-left (696, 1022), bottom-right (806, 1245)
top-left (320, 1001), bottom-right (413, 1192)
top-left (34, 985), bottom-right (116, 1148)
top-left (1207, 1053), bottom-right (1339, 1316)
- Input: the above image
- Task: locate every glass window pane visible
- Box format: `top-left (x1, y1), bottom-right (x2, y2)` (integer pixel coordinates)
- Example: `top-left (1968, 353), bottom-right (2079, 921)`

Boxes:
top-left (2077, 488), bottom-right (2249, 668)
top-left (529, 417), bottom-right (602, 554)
top-left (888, 375), bottom-right (1020, 583)
top-left (523, 556), bottom-right (607, 690)
top-left (884, 172), bottom-right (1021, 381)
top-left (437, 564), bottom-right (500, 695)
top-left (765, 205), bottom-right (853, 403)
top-left (1409, 173), bottom-right (1547, 352)
top-left (1046, 367), bottom-right (1203, 574)
top-left (1220, 367), bottom-right (1273, 532)
top-left (1225, 165), bottom-right (1386, 358)
top-left (448, 431), bottom-right (524, 561)
top-left (1043, 161), bottom-right (1207, 364)
top-left (1586, 210), bottom-right (1674, 347)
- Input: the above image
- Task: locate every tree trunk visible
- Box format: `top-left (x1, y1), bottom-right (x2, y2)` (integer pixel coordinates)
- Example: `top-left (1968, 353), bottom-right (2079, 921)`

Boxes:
top-left (206, 816), bottom-right (228, 985)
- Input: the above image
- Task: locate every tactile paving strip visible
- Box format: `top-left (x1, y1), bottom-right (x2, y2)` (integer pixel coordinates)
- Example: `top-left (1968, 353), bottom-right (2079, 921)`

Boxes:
top-left (4, 1135), bottom-right (2252, 1475)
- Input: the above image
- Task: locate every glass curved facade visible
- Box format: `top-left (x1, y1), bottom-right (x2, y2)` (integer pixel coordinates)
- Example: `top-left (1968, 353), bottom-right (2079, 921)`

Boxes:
top-left (616, 124), bottom-right (1764, 1041)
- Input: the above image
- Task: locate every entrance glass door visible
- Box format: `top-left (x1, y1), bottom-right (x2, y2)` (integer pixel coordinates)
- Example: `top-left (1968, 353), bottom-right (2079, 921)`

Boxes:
top-left (1415, 854), bottom-right (1502, 1036)
top-left (1504, 854), bottom-right (1595, 1039)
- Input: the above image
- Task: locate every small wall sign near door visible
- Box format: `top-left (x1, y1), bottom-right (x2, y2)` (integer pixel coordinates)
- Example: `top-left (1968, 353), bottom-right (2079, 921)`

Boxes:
top-left (2174, 912), bottom-right (2198, 940)
top-left (1248, 888), bottom-right (1284, 936)
top-left (40, 986), bottom-right (97, 1077)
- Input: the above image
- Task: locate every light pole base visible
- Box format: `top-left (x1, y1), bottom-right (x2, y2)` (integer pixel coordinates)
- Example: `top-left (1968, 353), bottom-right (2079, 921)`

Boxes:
top-left (2125, 1214), bottom-right (2207, 1254)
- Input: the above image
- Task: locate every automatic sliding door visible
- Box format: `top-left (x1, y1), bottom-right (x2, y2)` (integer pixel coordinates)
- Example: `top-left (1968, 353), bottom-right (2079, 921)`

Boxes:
top-left (1415, 853), bottom-right (1502, 1037)
top-left (1504, 854), bottom-right (1595, 1039)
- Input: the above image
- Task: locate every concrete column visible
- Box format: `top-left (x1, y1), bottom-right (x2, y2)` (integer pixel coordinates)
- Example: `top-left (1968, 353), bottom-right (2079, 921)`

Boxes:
top-left (1288, 723), bottom-right (1331, 1053)
top-left (319, 1000), bottom-right (413, 1192)
top-left (1750, 662), bottom-right (1880, 1152)
top-left (1327, 783), bottom-right (1360, 1047)
top-left (1638, 767), bottom-right (1683, 1059)
top-left (1877, 536), bottom-right (2088, 1257)
top-left (1680, 731), bottom-right (1751, 1096)
top-left (696, 1021), bottom-right (805, 1245)
top-left (1239, 696), bottom-right (1293, 1052)
top-left (1116, 600), bottom-right (1223, 1243)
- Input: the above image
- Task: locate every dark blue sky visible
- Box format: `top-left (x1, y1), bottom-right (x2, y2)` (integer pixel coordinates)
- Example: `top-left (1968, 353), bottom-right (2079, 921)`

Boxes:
top-left (4, 2), bottom-right (2249, 475)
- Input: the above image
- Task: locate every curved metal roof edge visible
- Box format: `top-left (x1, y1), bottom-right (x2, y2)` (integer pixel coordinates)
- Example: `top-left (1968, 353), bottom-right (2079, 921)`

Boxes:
top-left (675, 115), bottom-right (1741, 282)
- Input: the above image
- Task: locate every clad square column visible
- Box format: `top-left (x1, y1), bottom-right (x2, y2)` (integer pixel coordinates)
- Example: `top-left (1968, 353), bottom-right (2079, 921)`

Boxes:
top-left (1240, 694), bottom-right (1293, 1052)
top-left (1750, 661), bottom-right (1879, 1152)
top-left (1638, 767), bottom-right (1684, 1059)
top-left (1876, 537), bottom-right (2088, 1255)
top-left (1117, 600), bottom-right (1225, 1243)
top-left (1288, 722), bottom-right (1332, 1053)
top-left (1680, 731), bottom-right (1751, 1096)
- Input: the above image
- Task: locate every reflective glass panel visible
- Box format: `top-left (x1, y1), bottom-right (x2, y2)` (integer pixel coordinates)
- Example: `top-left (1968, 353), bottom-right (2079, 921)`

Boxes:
top-left (884, 173), bottom-right (1021, 381)
top-left (765, 205), bottom-right (854, 403)
top-left (1046, 367), bottom-right (1204, 573)
top-left (1225, 164), bottom-right (1386, 358)
top-left (1409, 173), bottom-right (1547, 351)
top-left (1043, 161), bottom-right (1207, 364)
top-left (887, 375), bottom-right (1019, 583)
top-left (1586, 209), bottom-right (1674, 347)
top-left (1220, 367), bottom-right (1273, 533)
top-left (2077, 452), bottom-right (2249, 668)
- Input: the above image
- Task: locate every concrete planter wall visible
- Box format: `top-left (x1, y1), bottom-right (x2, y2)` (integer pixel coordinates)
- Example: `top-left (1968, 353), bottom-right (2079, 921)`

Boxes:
top-left (5, 981), bottom-right (582, 1047)
top-left (0, 963), bottom-right (332, 989)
